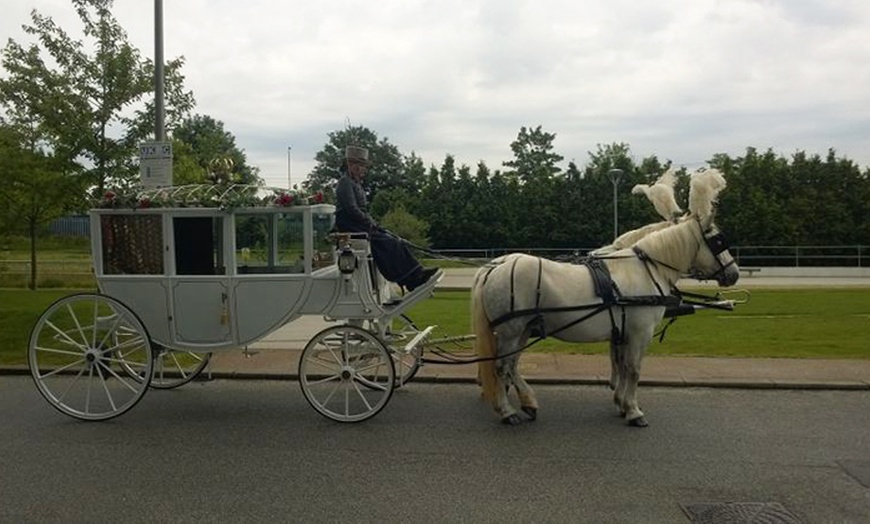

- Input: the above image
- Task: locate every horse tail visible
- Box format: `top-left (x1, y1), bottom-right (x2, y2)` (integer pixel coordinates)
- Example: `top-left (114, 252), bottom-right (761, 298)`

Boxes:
top-left (472, 270), bottom-right (498, 405)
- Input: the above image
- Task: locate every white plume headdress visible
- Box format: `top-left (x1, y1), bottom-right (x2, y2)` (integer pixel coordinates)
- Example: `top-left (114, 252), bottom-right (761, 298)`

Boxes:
top-left (631, 167), bottom-right (683, 222)
top-left (688, 168), bottom-right (727, 222)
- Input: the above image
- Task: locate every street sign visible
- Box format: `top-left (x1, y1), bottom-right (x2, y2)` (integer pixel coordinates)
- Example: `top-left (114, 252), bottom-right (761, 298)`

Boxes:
top-left (139, 141), bottom-right (173, 188)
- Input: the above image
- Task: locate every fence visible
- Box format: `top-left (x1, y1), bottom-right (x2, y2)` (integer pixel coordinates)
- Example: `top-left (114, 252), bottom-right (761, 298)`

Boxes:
top-left (48, 215), bottom-right (90, 237)
top-left (432, 246), bottom-right (868, 267)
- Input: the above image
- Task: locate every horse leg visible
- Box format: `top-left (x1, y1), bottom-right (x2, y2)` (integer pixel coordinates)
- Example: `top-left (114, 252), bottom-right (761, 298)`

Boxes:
top-left (609, 340), bottom-right (620, 392)
top-left (506, 355), bottom-right (538, 421)
top-left (493, 337), bottom-right (522, 425)
top-left (620, 341), bottom-right (648, 427)
top-left (613, 342), bottom-right (629, 418)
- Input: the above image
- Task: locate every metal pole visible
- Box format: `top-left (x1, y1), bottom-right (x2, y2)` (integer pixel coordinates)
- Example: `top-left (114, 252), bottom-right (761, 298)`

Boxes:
top-left (154, 0), bottom-right (165, 141)
top-left (287, 146), bottom-right (293, 189)
top-left (608, 169), bottom-right (624, 239)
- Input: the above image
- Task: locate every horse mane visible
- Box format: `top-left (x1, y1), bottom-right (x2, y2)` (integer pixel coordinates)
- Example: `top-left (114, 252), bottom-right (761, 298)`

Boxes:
top-left (688, 168), bottom-right (727, 222)
top-left (590, 221), bottom-right (673, 256)
top-left (632, 219), bottom-right (699, 274)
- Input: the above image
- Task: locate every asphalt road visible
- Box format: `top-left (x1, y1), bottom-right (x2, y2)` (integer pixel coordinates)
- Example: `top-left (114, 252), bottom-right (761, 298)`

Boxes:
top-left (3, 376), bottom-right (870, 523)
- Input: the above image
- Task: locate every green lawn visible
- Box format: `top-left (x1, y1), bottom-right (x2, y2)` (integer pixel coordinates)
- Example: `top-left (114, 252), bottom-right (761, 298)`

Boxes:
top-left (405, 288), bottom-right (870, 359)
top-left (2, 287), bottom-right (869, 367)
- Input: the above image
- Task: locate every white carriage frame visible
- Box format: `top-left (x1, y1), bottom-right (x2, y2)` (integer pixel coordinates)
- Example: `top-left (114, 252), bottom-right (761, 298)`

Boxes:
top-left (89, 204), bottom-right (429, 353)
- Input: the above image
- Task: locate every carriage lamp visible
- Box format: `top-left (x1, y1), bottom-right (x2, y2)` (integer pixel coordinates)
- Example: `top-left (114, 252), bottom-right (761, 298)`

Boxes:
top-left (338, 245), bottom-right (358, 276)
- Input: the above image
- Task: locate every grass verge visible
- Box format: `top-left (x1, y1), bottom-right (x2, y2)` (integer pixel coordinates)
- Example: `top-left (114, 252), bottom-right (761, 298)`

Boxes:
top-left (405, 288), bottom-right (870, 359)
top-left (2, 287), bottom-right (869, 367)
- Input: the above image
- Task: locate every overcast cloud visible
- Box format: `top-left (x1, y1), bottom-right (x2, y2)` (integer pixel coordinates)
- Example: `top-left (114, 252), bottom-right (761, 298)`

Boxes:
top-left (3, 0), bottom-right (869, 188)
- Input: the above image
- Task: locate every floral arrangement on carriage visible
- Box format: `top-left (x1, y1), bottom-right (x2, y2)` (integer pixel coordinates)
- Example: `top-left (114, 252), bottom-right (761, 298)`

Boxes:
top-left (99, 184), bottom-right (327, 211)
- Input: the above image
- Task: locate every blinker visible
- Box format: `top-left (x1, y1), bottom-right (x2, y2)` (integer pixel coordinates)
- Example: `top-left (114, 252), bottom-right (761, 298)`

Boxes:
top-left (705, 232), bottom-right (729, 255)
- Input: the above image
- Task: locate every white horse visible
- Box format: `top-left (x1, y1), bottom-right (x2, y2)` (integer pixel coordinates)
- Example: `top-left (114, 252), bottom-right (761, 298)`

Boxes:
top-left (472, 207), bottom-right (739, 426)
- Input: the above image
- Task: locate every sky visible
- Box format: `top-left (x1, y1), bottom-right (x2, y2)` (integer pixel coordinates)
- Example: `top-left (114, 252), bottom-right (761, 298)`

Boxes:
top-left (3, 0), bottom-right (870, 188)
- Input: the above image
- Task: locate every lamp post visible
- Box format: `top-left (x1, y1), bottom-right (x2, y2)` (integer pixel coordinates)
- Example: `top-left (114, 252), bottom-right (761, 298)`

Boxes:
top-left (608, 168), bottom-right (624, 239)
top-left (154, 0), bottom-right (165, 141)
top-left (287, 146), bottom-right (293, 189)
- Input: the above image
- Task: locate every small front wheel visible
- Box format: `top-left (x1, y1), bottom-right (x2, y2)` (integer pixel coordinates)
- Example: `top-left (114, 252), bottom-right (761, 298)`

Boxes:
top-left (28, 293), bottom-right (154, 421)
top-left (378, 315), bottom-right (423, 386)
top-left (298, 325), bottom-right (395, 423)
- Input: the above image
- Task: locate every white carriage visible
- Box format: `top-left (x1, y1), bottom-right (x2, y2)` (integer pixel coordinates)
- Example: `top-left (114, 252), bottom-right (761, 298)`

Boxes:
top-left (28, 189), bottom-right (441, 423)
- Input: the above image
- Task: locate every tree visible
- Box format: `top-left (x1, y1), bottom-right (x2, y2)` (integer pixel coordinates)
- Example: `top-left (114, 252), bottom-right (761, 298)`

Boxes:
top-left (503, 125), bottom-right (564, 183)
top-left (0, 124), bottom-right (84, 288)
top-left (380, 206), bottom-right (430, 248)
top-left (171, 114), bottom-right (261, 185)
top-left (305, 125), bottom-right (406, 201)
top-left (0, 0), bottom-right (195, 195)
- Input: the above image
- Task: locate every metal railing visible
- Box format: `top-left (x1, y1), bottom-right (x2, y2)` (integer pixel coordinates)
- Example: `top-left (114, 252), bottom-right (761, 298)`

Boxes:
top-left (431, 245), bottom-right (868, 267)
top-left (1, 246), bottom-right (867, 273)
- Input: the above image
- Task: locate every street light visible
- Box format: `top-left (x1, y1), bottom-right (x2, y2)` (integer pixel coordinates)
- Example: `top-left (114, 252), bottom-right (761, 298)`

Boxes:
top-left (287, 146), bottom-right (293, 189)
top-left (154, 0), bottom-right (165, 141)
top-left (608, 168), bottom-right (624, 240)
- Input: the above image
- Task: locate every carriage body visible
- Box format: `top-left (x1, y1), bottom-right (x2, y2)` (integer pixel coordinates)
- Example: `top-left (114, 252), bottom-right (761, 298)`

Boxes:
top-left (29, 198), bottom-right (440, 423)
top-left (90, 203), bottom-right (394, 351)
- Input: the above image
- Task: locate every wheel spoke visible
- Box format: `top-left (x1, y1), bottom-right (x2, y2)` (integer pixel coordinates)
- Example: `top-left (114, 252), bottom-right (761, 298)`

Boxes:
top-left (95, 364), bottom-right (118, 412)
top-left (306, 372), bottom-right (342, 387)
top-left (96, 360), bottom-right (143, 394)
top-left (36, 358), bottom-right (87, 379)
top-left (45, 319), bottom-right (87, 351)
top-left (33, 345), bottom-right (87, 359)
top-left (66, 302), bottom-right (90, 348)
top-left (56, 366), bottom-right (88, 403)
top-left (349, 379), bottom-right (374, 411)
top-left (95, 313), bottom-right (126, 355)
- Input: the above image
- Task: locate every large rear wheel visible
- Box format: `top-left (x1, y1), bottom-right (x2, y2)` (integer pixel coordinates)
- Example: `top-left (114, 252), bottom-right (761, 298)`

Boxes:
top-left (298, 325), bottom-right (395, 423)
top-left (28, 293), bottom-right (154, 421)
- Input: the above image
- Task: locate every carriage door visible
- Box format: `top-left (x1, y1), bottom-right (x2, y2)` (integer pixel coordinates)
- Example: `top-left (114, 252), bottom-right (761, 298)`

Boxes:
top-left (170, 215), bottom-right (233, 346)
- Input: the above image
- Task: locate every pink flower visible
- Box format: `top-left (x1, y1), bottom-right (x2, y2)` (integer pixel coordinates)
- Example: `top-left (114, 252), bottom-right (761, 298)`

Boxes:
top-left (138, 198), bottom-right (151, 209)
top-left (104, 190), bottom-right (116, 202)
top-left (275, 193), bottom-right (294, 206)
top-left (313, 191), bottom-right (324, 204)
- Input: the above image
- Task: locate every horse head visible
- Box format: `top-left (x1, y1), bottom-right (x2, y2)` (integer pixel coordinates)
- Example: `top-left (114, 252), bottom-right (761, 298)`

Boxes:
top-left (688, 219), bottom-right (740, 286)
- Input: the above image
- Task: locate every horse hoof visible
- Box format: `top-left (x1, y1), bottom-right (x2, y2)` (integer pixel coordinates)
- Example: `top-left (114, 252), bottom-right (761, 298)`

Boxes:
top-left (501, 414), bottom-right (523, 426)
top-left (522, 406), bottom-right (537, 421)
top-left (628, 416), bottom-right (649, 428)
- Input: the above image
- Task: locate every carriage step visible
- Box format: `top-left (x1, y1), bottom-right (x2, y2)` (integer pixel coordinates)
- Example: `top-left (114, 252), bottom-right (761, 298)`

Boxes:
top-left (404, 326), bottom-right (435, 354)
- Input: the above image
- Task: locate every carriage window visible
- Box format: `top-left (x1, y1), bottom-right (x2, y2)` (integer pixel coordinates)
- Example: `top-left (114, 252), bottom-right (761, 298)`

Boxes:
top-left (235, 213), bottom-right (305, 274)
top-left (174, 217), bottom-right (225, 275)
top-left (101, 214), bottom-right (164, 275)
top-left (312, 211), bottom-right (335, 269)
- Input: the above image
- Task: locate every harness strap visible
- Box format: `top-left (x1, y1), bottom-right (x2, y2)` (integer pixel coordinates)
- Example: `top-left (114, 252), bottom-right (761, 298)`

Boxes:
top-left (509, 256), bottom-right (518, 313)
top-left (632, 247), bottom-right (668, 297)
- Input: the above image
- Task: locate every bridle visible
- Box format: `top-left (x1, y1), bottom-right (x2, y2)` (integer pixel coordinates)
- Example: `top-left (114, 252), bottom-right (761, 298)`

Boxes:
top-left (631, 218), bottom-right (735, 284)
top-left (696, 220), bottom-right (736, 281)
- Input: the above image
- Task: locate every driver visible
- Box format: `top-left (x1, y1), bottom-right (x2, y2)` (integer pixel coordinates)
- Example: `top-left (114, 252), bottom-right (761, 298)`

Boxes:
top-left (334, 145), bottom-right (439, 291)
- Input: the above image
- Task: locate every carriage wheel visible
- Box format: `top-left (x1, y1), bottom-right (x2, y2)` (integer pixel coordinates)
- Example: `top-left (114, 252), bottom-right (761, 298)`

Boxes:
top-left (151, 348), bottom-right (211, 389)
top-left (378, 315), bottom-right (423, 387)
top-left (117, 344), bottom-right (211, 390)
top-left (298, 325), bottom-right (395, 423)
top-left (28, 293), bottom-right (154, 421)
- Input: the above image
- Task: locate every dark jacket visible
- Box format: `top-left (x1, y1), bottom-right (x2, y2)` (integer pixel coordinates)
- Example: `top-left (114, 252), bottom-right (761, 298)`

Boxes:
top-left (335, 174), bottom-right (376, 232)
